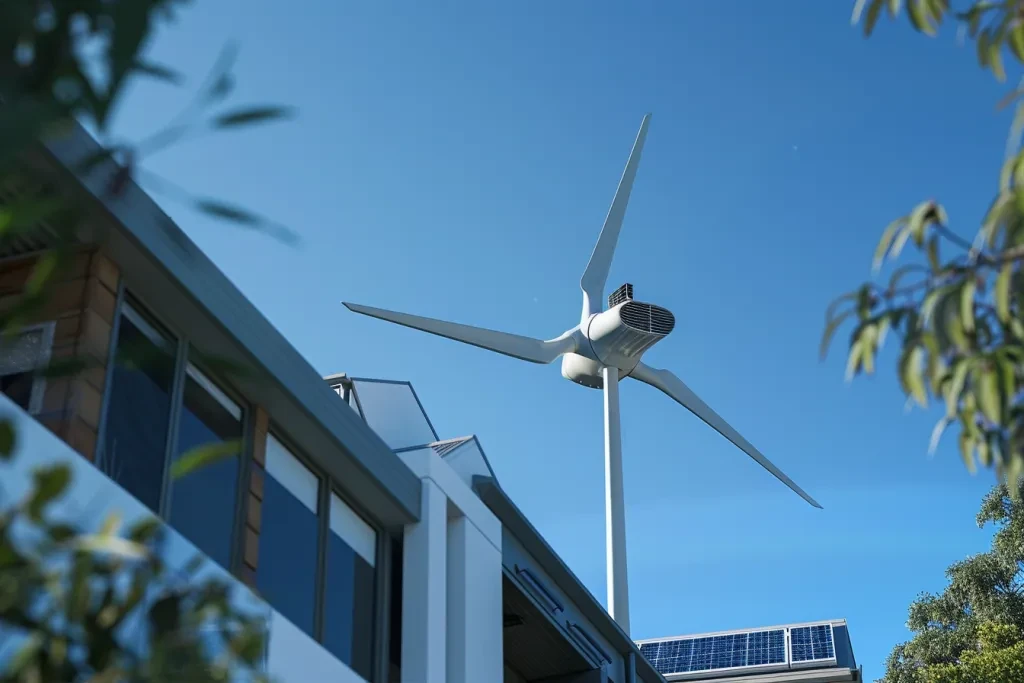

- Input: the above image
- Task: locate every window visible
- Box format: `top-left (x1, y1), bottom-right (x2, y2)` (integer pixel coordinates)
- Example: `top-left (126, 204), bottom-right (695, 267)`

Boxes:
top-left (168, 363), bottom-right (243, 569)
top-left (257, 434), bottom-right (320, 636)
top-left (258, 431), bottom-right (379, 679)
top-left (323, 492), bottom-right (376, 679)
top-left (100, 300), bottom-right (245, 570)
top-left (101, 305), bottom-right (176, 511)
top-left (0, 322), bottom-right (54, 414)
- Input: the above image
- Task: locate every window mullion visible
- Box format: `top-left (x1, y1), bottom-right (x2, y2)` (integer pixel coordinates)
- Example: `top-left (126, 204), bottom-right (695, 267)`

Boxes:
top-left (94, 280), bottom-right (125, 474)
top-left (230, 405), bottom-right (254, 576)
top-left (158, 337), bottom-right (189, 520)
top-left (314, 471), bottom-right (330, 643)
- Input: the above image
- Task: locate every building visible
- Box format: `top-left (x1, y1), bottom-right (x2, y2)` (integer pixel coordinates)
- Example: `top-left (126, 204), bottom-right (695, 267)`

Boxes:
top-left (0, 119), bottom-right (860, 683)
top-left (637, 620), bottom-right (860, 683)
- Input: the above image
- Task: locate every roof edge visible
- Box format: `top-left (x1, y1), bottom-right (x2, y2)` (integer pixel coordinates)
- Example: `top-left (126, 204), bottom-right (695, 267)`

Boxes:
top-left (472, 476), bottom-right (666, 683)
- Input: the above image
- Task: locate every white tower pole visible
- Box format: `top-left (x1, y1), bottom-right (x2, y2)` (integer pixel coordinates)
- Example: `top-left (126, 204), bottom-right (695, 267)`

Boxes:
top-left (602, 365), bottom-right (630, 635)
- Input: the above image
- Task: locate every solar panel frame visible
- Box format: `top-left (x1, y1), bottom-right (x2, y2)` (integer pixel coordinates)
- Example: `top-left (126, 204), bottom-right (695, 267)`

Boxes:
top-left (636, 627), bottom-right (789, 679)
top-left (788, 623), bottom-right (838, 669)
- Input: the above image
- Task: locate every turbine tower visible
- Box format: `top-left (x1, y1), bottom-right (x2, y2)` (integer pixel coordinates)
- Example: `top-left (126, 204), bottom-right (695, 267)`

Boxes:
top-left (343, 113), bottom-right (821, 636)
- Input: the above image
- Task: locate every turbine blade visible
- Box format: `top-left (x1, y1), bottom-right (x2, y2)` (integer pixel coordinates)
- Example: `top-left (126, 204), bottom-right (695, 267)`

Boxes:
top-left (343, 302), bottom-right (576, 364)
top-left (629, 362), bottom-right (822, 509)
top-left (580, 113), bottom-right (652, 319)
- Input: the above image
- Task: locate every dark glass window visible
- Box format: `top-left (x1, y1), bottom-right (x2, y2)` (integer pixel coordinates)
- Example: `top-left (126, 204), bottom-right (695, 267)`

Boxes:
top-left (257, 434), bottom-right (320, 637)
top-left (168, 364), bottom-right (243, 569)
top-left (101, 305), bottom-right (175, 513)
top-left (323, 492), bottom-right (377, 679)
top-left (0, 324), bottom-right (53, 413)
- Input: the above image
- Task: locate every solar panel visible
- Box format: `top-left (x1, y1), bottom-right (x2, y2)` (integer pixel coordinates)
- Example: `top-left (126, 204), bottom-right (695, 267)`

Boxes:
top-left (789, 624), bottom-right (837, 667)
top-left (638, 628), bottom-right (787, 677)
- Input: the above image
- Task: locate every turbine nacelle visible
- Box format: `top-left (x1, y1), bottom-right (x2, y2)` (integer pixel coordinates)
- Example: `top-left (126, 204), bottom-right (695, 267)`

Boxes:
top-left (562, 284), bottom-right (676, 389)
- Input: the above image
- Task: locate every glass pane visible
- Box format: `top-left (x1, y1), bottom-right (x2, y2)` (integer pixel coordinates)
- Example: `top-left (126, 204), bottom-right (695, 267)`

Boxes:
top-left (168, 363), bottom-right (243, 570)
top-left (350, 379), bottom-right (436, 450)
top-left (101, 305), bottom-right (176, 512)
top-left (257, 435), bottom-right (319, 637)
top-left (0, 372), bottom-right (33, 411)
top-left (323, 492), bottom-right (376, 679)
top-left (0, 328), bottom-right (45, 375)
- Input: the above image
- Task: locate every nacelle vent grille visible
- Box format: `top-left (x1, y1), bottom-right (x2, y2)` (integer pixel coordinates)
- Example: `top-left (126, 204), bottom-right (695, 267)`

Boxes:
top-left (620, 301), bottom-right (675, 336)
top-left (608, 283), bottom-right (634, 309)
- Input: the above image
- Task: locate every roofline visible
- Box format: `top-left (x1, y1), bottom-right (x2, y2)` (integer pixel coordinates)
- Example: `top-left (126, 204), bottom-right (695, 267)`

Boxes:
top-left (635, 619), bottom-right (849, 645)
top-left (472, 476), bottom-right (666, 683)
top-left (41, 122), bottom-right (422, 525)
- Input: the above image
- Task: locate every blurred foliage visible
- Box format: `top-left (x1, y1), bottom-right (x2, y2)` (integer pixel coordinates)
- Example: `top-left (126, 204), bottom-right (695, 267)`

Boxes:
top-left (881, 485), bottom-right (1024, 682)
top-left (0, 444), bottom-right (271, 682)
top-left (0, 2), bottom-right (293, 679)
top-left (825, 0), bottom-right (1024, 494)
top-left (0, 0), bottom-right (295, 341)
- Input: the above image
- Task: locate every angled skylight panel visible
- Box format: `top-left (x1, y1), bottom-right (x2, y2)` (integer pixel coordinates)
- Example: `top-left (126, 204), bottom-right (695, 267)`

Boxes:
top-left (349, 378), bottom-right (438, 450)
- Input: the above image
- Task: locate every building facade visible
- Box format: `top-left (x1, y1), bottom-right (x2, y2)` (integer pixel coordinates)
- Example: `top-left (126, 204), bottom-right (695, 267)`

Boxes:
top-left (0, 120), bottom-right (860, 683)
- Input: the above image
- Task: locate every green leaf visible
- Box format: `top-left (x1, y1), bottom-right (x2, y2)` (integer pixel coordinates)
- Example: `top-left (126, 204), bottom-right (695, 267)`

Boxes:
top-left (908, 0), bottom-right (937, 35)
top-left (929, 416), bottom-right (951, 455)
top-left (846, 336), bottom-right (865, 382)
top-left (960, 277), bottom-right (977, 333)
top-left (862, 325), bottom-right (878, 375)
top-left (959, 431), bottom-right (977, 473)
top-left (171, 439), bottom-right (243, 480)
top-left (873, 217), bottom-right (906, 272)
top-left (978, 28), bottom-right (993, 67)
top-left (0, 418), bottom-right (15, 460)
top-left (856, 284), bottom-right (875, 320)
top-left (194, 198), bottom-right (261, 225)
top-left (28, 464), bottom-right (72, 520)
top-left (858, 0), bottom-right (886, 35)
top-left (71, 535), bottom-right (149, 559)
top-left (887, 0), bottom-right (901, 16)
top-left (127, 516), bottom-right (161, 544)
top-left (996, 262), bottom-right (1013, 322)
top-left (99, 511), bottom-right (122, 538)
top-left (149, 593), bottom-right (182, 637)
top-left (46, 523), bottom-right (77, 542)
top-left (990, 40), bottom-right (1007, 81)
top-left (820, 310), bottom-right (854, 360)
top-left (211, 105), bottom-right (295, 129)
top-left (1010, 23), bottom-right (1024, 62)
top-left (946, 358), bottom-right (971, 417)
top-left (926, 236), bottom-right (940, 273)
top-left (132, 60), bottom-right (183, 85)
top-left (900, 346), bottom-right (928, 407)
top-left (977, 366), bottom-right (1002, 424)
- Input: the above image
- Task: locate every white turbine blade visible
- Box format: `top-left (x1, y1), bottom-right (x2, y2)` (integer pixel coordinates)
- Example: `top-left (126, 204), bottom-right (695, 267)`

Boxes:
top-left (343, 302), bottom-right (576, 364)
top-left (579, 113), bottom-right (652, 319)
top-left (629, 362), bottom-right (822, 509)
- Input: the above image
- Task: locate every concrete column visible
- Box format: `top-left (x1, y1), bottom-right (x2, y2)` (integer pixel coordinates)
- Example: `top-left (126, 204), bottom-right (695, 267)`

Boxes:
top-left (401, 479), bottom-right (448, 683)
top-left (446, 515), bottom-right (503, 683)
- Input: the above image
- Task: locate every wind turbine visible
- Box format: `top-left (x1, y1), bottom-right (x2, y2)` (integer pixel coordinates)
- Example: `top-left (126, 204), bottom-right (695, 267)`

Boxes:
top-left (343, 113), bottom-right (821, 636)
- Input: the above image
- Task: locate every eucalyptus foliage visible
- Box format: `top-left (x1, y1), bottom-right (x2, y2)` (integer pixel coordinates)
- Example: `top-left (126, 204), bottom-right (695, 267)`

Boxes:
top-left (881, 486), bottom-right (1024, 683)
top-left (0, 444), bottom-right (271, 683)
top-left (825, 0), bottom-right (1024, 493)
top-left (0, 2), bottom-right (292, 679)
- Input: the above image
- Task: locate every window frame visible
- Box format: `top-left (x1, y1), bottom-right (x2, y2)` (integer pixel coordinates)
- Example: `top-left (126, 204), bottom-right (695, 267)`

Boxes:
top-left (98, 291), bottom-right (253, 575)
top-left (265, 424), bottom-right (391, 682)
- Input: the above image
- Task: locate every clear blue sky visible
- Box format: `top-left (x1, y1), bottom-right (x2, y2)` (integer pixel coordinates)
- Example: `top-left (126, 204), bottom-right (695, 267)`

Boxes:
top-left (111, 2), bottom-right (1012, 679)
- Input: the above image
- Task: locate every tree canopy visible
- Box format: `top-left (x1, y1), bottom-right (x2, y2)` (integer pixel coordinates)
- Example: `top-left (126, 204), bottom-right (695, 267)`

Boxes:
top-left (881, 485), bottom-right (1024, 682)
top-left (824, 0), bottom-right (1024, 494)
